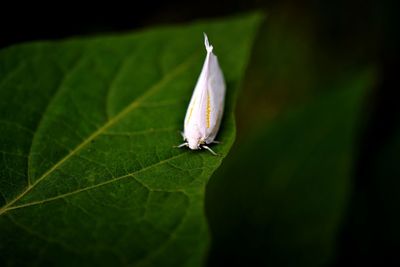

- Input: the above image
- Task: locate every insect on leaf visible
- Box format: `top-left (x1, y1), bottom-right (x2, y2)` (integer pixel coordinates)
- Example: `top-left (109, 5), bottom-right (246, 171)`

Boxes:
top-left (0, 13), bottom-right (262, 266)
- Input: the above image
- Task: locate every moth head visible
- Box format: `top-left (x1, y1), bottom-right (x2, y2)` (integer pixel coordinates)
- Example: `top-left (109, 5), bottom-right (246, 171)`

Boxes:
top-left (187, 138), bottom-right (200, 150)
top-left (187, 137), bottom-right (201, 150)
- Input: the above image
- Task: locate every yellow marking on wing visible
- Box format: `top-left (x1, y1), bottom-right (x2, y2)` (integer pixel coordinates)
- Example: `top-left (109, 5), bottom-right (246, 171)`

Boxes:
top-left (186, 97), bottom-right (196, 124)
top-left (206, 91), bottom-right (211, 128)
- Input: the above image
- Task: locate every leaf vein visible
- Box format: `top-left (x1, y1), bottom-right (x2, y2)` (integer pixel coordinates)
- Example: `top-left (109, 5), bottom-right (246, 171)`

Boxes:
top-left (4, 152), bottom-right (188, 212)
top-left (102, 127), bottom-right (177, 136)
top-left (27, 54), bottom-right (85, 186)
top-left (0, 53), bottom-right (197, 216)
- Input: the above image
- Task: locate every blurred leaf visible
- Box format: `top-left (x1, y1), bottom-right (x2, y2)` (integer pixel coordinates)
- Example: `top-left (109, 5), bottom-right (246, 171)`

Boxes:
top-left (206, 71), bottom-right (375, 266)
top-left (235, 9), bottom-right (318, 133)
top-left (235, 10), bottom-right (367, 138)
top-left (0, 13), bottom-right (262, 266)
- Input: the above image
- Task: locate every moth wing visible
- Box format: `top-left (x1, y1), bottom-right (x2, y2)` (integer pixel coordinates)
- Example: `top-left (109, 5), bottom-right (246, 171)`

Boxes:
top-left (184, 55), bottom-right (209, 137)
top-left (184, 33), bottom-right (226, 144)
top-left (205, 53), bottom-right (225, 143)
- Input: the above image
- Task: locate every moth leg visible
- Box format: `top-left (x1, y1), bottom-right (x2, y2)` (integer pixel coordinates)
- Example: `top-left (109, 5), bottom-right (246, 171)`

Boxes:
top-left (180, 131), bottom-right (186, 140)
top-left (211, 140), bottom-right (221, 144)
top-left (174, 142), bottom-right (188, 148)
top-left (202, 145), bottom-right (218, 156)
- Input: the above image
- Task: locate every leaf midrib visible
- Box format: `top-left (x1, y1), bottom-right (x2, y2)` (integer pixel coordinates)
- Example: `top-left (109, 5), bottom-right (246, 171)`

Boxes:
top-left (0, 52), bottom-right (198, 216)
top-left (5, 152), bottom-right (189, 212)
top-left (27, 53), bottom-right (85, 187)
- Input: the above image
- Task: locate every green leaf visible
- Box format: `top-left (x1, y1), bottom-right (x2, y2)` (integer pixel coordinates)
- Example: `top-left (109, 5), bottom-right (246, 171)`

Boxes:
top-left (206, 70), bottom-right (375, 266)
top-left (0, 13), bottom-right (262, 266)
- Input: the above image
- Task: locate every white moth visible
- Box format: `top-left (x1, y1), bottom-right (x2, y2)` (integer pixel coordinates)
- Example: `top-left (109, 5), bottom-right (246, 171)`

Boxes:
top-left (177, 33), bottom-right (226, 155)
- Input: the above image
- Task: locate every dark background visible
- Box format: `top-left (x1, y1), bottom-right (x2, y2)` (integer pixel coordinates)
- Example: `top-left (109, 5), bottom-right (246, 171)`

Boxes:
top-left (2, 0), bottom-right (399, 266)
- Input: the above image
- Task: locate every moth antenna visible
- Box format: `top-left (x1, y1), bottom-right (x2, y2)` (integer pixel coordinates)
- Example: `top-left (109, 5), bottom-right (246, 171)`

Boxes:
top-left (202, 145), bottom-right (218, 156)
top-left (203, 33), bottom-right (213, 53)
top-left (175, 142), bottom-right (188, 148)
